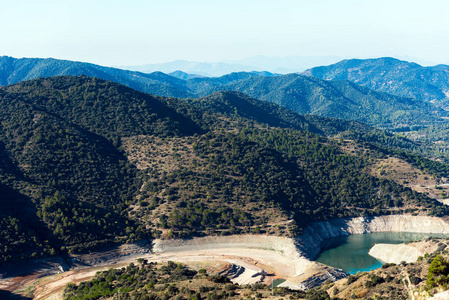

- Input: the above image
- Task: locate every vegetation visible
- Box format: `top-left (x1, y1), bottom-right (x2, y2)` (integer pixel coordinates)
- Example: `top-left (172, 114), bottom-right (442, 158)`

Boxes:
top-left (303, 57), bottom-right (449, 105)
top-left (0, 76), bottom-right (202, 261)
top-left (2, 56), bottom-right (448, 129)
top-left (1, 76), bottom-right (449, 264)
top-left (0, 56), bottom-right (194, 99)
top-left (311, 238), bottom-right (449, 299)
top-left (63, 262), bottom-right (306, 300)
top-left (427, 255), bottom-right (449, 287)
top-left (60, 238), bottom-right (449, 299)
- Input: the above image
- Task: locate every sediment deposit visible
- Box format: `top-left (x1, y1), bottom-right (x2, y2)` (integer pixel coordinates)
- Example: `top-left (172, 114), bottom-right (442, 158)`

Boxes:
top-left (368, 243), bottom-right (423, 264)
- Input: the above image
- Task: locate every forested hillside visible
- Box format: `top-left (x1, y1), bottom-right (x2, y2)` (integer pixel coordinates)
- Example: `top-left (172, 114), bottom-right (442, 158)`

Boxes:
top-left (186, 74), bottom-right (447, 128)
top-left (303, 57), bottom-right (449, 106)
top-left (0, 76), bottom-right (202, 262)
top-left (1, 56), bottom-right (447, 130)
top-left (0, 56), bottom-right (193, 98)
top-left (0, 76), bottom-right (448, 264)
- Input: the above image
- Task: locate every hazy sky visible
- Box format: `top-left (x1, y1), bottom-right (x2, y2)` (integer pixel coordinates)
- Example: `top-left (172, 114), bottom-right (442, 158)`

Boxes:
top-left (2, 0), bottom-right (448, 66)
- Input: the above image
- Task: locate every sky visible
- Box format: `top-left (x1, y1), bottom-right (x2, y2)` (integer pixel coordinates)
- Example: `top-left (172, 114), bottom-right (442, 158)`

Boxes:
top-left (1, 0), bottom-right (449, 66)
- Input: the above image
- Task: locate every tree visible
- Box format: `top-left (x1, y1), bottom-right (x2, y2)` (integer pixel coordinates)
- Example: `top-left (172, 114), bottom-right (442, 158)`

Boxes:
top-left (427, 255), bottom-right (449, 287)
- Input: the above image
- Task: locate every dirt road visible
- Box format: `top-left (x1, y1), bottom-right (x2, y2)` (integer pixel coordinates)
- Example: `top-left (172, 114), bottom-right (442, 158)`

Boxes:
top-left (1, 235), bottom-right (341, 299)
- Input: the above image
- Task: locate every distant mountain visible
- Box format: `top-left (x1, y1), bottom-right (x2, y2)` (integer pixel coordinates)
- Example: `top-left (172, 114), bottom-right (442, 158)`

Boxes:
top-left (119, 60), bottom-right (261, 77)
top-left (249, 70), bottom-right (281, 77)
top-left (119, 56), bottom-right (345, 76)
top-left (230, 55), bottom-right (345, 73)
top-left (168, 70), bottom-right (203, 80)
top-left (302, 57), bottom-right (449, 105)
top-left (1, 56), bottom-right (448, 129)
top-left (185, 73), bottom-right (449, 128)
top-left (0, 56), bottom-right (193, 98)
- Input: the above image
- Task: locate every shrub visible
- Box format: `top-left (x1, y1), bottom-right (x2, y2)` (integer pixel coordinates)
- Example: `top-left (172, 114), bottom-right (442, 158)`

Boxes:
top-left (427, 255), bottom-right (449, 287)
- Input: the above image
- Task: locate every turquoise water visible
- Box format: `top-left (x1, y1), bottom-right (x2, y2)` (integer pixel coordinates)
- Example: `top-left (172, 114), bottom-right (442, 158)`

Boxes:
top-left (272, 279), bottom-right (286, 287)
top-left (315, 232), bottom-right (447, 274)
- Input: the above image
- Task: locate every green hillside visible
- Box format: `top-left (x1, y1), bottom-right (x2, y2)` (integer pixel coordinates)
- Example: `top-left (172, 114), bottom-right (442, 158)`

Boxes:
top-left (194, 74), bottom-right (446, 128)
top-left (0, 76), bottom-right (202, 262)
top-left (1, 56), bottom-right (447, 130)
top-left (0, 76), bottom-right (448, 264)
top-left (303, 57), bottom-right (449, 106)
top-left (0, 56), bottom-right (193, 98)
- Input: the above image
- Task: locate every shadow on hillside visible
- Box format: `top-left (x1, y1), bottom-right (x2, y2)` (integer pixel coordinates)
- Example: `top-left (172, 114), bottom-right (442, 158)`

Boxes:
top-left (0, 290), bottom-right (32, 300)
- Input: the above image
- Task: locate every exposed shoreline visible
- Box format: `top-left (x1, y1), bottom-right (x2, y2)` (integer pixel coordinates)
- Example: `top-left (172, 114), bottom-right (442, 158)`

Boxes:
top-left (368, 243), bottom-right (423, 264)
top-left (3, 214), bottom-right (449, 299)
top-left (296, 215), bottom-right (449, 260)
top-left (151, 215), bottom-right (449, 289)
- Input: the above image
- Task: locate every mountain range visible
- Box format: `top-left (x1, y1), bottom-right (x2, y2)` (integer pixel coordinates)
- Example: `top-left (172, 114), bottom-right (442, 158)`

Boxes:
top-left (3, 55), bottom-right (449, 297)
top-left (303, 57), bottom-right (449, 106)
top-left (1, 75), bottom-right (447, 264)
top-left (118, 55), bottom-right (345, 76)
top-left (1, 56), bottom-right (448, 129)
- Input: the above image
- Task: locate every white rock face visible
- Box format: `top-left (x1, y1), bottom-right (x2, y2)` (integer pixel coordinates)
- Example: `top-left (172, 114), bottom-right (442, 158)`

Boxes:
top-left (429, 290), bottom-right (449, 300)
top-left (153, 215), bottom-right (449, 260)
top-left (368, 243), bottom-right (423, 264)
top-left (153, 234), bottom-right (301, 259)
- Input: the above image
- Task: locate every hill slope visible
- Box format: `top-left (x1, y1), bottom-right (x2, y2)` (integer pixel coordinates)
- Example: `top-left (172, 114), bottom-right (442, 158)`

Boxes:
top-left (1, 76), bottom-right (448, 264)
top-left (186, 73), bottom-right (447, 128)
top-left (0, 76), bottom-right (203, 262)
top-left (1, 56), bottom-right (447, 129)
top-left (0, 56), bottom-right (192, 98)
top-left (303, 57), bottom-right (449, 105)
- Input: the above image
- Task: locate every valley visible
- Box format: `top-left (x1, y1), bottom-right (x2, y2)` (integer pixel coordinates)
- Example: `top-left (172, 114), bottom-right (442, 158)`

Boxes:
top-left (3, 0), bottom-right (449, 296)
top-left (2, 59), bottom-right (449, 299)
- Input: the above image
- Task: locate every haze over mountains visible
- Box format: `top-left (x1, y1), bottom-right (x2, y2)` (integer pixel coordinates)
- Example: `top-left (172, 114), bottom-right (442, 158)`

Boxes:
top-left (1, 56), bottom-right (448, 130)
top-left (118, 55), bottom-right (345, 76)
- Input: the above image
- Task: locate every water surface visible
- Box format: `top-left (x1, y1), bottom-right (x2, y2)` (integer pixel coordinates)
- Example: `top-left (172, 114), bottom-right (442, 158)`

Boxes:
top-left (316, 232), bottom-right (447, 274)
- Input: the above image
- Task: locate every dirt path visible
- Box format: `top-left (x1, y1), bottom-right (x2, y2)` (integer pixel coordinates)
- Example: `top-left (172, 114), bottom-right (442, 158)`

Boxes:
top-left (5, 235), bottom-right (338, 299)
top-left (26, 251), bottom-right (291, 299)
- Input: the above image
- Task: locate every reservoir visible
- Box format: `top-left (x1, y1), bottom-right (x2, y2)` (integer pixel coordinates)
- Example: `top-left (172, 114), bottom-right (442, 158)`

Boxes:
top-left (316, 232), bottom-right (447, 274)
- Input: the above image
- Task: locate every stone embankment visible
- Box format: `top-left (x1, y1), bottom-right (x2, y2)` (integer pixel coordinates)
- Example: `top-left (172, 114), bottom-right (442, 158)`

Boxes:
top-left (154, 215), bottom-right (449, 263)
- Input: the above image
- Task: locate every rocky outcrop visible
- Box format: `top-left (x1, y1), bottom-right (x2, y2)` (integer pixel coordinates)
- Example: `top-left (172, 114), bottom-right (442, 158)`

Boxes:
top-left (429, 290), bottom-right (449, 300)
top-left (153, 215), bottom-right (449, 261)
top-left (296, 268), bottom-right (348, 290)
